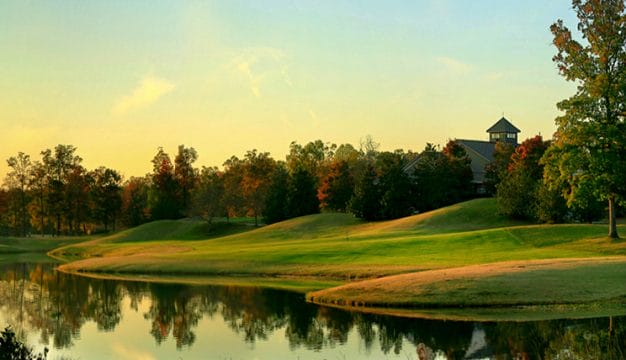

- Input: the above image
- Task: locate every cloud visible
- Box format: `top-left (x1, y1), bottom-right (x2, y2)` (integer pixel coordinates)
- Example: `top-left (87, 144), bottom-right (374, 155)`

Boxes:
top-left (436, 56), bottom-right (472, 74)
top-left (113, 75), bottom-right (175, 115)
top-left (231, 47), bottom-right (291, 97)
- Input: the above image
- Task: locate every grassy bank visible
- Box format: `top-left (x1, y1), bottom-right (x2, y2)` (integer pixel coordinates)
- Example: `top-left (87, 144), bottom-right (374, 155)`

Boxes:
top-left (307, 257), bottom-right (626, 307)
top-left (51, 199), bottom-right (626, 278)
top-left (0, 235), bottom-right (94, 264)
top-left (45, 198), bottom-right (626, 314)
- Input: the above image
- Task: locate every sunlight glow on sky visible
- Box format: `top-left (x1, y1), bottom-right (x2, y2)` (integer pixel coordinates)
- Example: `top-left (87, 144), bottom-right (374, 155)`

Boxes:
top-left (0, 1), bottom-right (578, 178)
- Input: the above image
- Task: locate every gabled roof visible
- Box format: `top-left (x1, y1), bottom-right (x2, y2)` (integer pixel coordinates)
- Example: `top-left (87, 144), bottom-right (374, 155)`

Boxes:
top-left (486, 117), bottom-right (520, 133)
top-left (455, 139), bottom-right (496, 162)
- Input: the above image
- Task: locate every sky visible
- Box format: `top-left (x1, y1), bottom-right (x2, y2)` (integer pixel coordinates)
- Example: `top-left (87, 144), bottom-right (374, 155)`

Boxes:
top-left (0, 0), bottom-right (580, 179)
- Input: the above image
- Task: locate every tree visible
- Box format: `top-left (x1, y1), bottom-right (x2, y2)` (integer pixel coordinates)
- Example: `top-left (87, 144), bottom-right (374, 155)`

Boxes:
top-left (174, 145), bottom-right (198, 216)
top-left (150, 147), bottom-right (180, 220)
top-left (497, 136), bottom-right (549, 220)
top-left (377, 151), bottom-right (413, 219)
top-left (241, 150), bottom-right (276, 226)
top-left (64, 164), bottom-right (91, 234)
top-left (317, 160), bottom-right (354, 212)
top-left (121, 176), bottom-right (150, 227)
top-left (442, 140), bottom-right (474, 203)
top-left (484, 142), bottom-right (516, 195)
top-left (29, 161), bottom-right (48, 235)
top-left (546, 0), bottom-right (626, 238)
top-left (349, 163), bottom-right (381, 220)
top-left (264, 164), bottom-right (290, 224)
top-left (288, 167), bottom-right (320, 218)
top-left (191, 166), bottom-right (225, 225)
top-left (4, 152), bottom-right (32, 236)
top-left (41, 145), bottom-right (82, 235)
top-left (222, 156), bottom-right (245, 221)
top-left (411, 143), bottom-right (447, 212)
top-left (91, 167), bottom-right (123, 232)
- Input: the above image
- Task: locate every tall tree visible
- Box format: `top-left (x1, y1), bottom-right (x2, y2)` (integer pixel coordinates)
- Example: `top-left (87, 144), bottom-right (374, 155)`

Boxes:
top-left (377, 151), bottom-right (413, 219)
top-left (484, 142), bottom-right (516, 195)
top-left (222, 156), bottom-right (245, 221)
top-left (241, 150), bottom-right (276, 226)
top-left (121, 176), bottom-right (151, 227)
top-left (91, 167), bottom-right (123, 232)
top-left (42, 145), bottom-right (82, 235)
top-left (174, 145), bottom-right (198, 216)
top-left (4, 152), bottom-right (32, 236)
top-left (288, 167), bottom-right (320, 218)
top-left (497, 136), bottom-right (550, 220)
top-left (29, 161), bottom-right (48, 235)
top-left (349, 163), bottom-right (381, 220)
top-left (545, 0), bottom-right (626, 238)
top-left (442, 141), bottom-right (474, 203)
top-left (191, 166), bottom-right (225, 225)
top-left (317, 160), bottom-right (354, 212)
top-left (64, 164), bottom-right (91, 234)
top-left (150, 147), bottom-right (180, 220)
top-left (264, 163), bottom-right (291, 224)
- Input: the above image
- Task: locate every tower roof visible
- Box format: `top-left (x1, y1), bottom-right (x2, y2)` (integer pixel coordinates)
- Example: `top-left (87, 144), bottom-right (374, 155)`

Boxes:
top-left (486, 117), bottom-right (520, 133)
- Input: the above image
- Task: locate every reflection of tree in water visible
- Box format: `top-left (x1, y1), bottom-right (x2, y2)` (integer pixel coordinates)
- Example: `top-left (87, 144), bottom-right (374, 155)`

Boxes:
top-left (3, 263), bottom-right (626, 358)
top-left (143, 283), bottom-right (202, 349)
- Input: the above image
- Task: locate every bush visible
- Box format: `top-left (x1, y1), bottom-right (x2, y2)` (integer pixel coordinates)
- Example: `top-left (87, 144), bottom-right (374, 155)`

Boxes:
top-left (0, 327), bottom-right (48, 360)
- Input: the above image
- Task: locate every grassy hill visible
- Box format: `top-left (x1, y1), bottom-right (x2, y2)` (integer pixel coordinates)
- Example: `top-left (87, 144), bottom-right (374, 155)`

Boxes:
top-left (51, 198), bottom-right (626, 280)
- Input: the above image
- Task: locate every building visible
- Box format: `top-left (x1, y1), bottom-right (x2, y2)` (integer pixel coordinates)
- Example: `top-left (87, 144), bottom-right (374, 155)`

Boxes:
top-left (456, 117), bottom-right (520, 194)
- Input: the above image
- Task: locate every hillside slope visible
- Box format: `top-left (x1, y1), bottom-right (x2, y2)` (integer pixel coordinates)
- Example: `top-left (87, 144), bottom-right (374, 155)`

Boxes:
top-left (50, 198), bottom-right (626, 280)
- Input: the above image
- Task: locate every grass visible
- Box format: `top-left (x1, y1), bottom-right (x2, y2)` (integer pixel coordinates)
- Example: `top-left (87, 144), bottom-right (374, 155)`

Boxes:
top-left (41, 198), bottom-right (626, 317)
top-left (0, 235), bottom-right (92, 254)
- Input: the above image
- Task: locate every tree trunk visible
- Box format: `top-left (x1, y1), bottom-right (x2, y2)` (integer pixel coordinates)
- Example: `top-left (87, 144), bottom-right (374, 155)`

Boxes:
top-left (609, 196), bottom-right (619, 239)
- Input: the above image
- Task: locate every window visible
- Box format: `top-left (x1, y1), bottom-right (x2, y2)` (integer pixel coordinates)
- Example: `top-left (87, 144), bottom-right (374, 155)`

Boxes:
top-left (507, 133), bottom-right (516, 139)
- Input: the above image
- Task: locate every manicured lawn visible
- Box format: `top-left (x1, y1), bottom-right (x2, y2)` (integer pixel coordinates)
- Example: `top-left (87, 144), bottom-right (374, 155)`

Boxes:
top-left (51, 198), bottom-right (626, 278)
top-left (44, 198), bottom-right (626, 312)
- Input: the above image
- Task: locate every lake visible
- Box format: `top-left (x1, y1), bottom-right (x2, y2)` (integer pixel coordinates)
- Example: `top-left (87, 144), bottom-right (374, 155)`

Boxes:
top-left (1, 262), bottom-right (625, 359)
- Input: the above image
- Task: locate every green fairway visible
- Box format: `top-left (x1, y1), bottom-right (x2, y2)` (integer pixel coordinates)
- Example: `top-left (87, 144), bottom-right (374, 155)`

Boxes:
top-left (45, 198), bottom-right (626, 311)
top-left (51, 198), bottom-right (625, 277)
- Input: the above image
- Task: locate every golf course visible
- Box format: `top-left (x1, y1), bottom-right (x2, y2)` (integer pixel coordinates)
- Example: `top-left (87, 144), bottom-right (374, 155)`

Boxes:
top-left (42, 198), bottom-right (626, 313)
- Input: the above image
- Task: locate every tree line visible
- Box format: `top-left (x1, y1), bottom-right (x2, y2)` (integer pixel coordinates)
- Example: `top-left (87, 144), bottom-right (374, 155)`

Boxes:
top-left (0, 139), bottom-right (475, 236)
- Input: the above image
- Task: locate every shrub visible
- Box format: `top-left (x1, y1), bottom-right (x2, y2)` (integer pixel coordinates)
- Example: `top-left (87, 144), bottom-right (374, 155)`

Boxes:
top-left (0, 327), bottom-right (48, 360)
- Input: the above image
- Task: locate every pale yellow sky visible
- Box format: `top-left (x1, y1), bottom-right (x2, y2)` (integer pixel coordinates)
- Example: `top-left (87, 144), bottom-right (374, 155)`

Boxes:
top-left (0, 1), bottom-right (577, 179)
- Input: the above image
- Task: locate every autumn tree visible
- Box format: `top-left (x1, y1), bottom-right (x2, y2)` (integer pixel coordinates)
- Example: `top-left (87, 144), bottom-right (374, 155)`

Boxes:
top-left (545, 0), bottom-right (626, 238)
top-left (497, 136), bottom-right (550, 220)
top-left (241, 150), bottom-right (276, 226)
top-left (317, 160), bottom-right (354, 212)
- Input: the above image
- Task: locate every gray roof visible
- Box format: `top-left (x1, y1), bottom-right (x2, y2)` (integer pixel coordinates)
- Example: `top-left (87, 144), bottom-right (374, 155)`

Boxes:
top-left (486, 117), bottom-right (520, 134)
top-left (455, 139), bottom-right (496, 162)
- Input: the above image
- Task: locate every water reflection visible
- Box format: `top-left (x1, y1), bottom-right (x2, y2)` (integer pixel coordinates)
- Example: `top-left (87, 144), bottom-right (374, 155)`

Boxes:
top-left (1, 262), bottom-right (625, 359)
